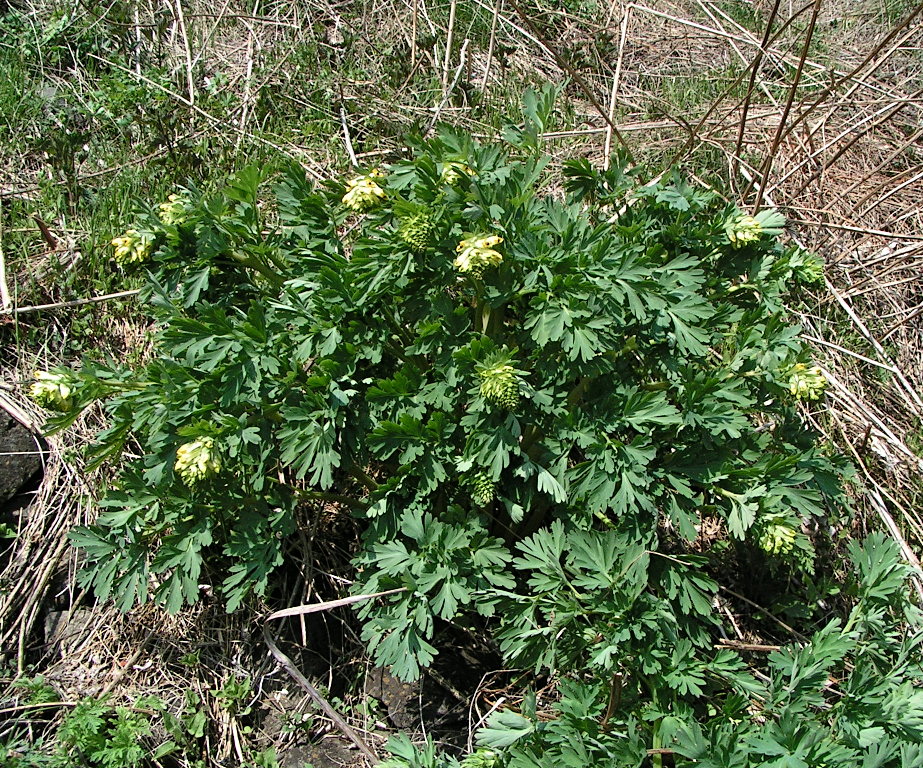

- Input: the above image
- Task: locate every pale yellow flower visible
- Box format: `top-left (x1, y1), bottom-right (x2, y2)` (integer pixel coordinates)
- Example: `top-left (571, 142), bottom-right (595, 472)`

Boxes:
top-left (758, 522), bottom-right (797, 556)
top-left (175, 436), bottom-right (222, 485)
top-left (111, 229), bottom-right (153, 265)
top-left (29, 370), bottom-right (73, 411)
top-left (478, 361), bottom-right (519, 409)
top-left (158, 193), bottom-right (190, 226)
top-left (454, 234), bottom-right (503, 274)
top-left (726, 214), bottom-right (762, 247)
top-left (441, 161), bottom-right (475, 185)
top-left (786, 363), bottom-right (826, 400)
top-left (342, 173), bottom-right (386, 211)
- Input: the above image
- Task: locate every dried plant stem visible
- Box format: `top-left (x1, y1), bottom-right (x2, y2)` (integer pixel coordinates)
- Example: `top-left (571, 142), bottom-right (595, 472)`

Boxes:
top-left (732, 0), bottom-right (781, 181)
top-left (507, 0), bottom-right (634, 160)
top-left (604, 5), bottom-right (630, 168)
top-left (411, 0), bottom-right (418, 67)
top-left (480, 0), bottom-right (502, 92)
top-left (0, 246), bottom-right (10, 312)
top-left (751, 0), bottom-right (822, 212)
top-left (0, 289), bottom-right (141, 316)
top-left (442, 0), bottom-right (458, 94)
top-left (264, 628), bottom-right (378, 762)
top-left (173, 0), bottom-right (196, 104)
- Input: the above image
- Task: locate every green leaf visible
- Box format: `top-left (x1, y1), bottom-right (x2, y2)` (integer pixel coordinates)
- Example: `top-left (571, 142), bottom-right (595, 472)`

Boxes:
top-left (476, 710), bottom-right (535, 749)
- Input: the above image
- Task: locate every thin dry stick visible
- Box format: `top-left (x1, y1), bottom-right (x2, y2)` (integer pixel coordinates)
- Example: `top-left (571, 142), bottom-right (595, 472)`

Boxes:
top-left (237, 19), bottom-right (258, 146)
top-left (882, 304), bottom-right (923, 342)
top-left (189, 0), bottom-right (233, 71)
top-left (746, 2), bottom-right (923, 188)
top-left (173, 0), bottom-right (196, 104)
top-left (266, 587), bottom-right (406, 621)
top-left (788, 218), bottom-right (923, 241)
top-left (603, 4), bottom-right (630, 169)
top-left (86, 53), bottom-right (324, 177)
top-left (425, 38), bottom-right (469, 135)
top-left (668, 0), bottom-right (817, 167)
top-left (823, 276), bottom-right (923, 417)
top-left (801, 334), bottom-right (897, 372)
top-left (479, 0), bottom-right (502, 92)
top-left (828, 127), bottom-right (923, 214)
top-left (132, 3), bottom-right (142, 76)
top-left (721, 586), bottom-right (808, 640)
top-left (442, 0), bottom-right (458, 93)
top-left (0, 242), bottom-right (10, 313)
top-left (828, 411), bottom-right (923, 599)
top-left (411, 0), bottom-right (418, 67)
top-left (859, 167), bottom-right (923, 221)
top-left (778, 96), bottom-right (921, 198)
top-left (0, 289), bottom-right (141, 316)
top-left (340, 102), bottom-right (359, 167)
top-left (752, 0), bottom-right (822, 212)
top-left (263, 628), bottom-right (378, 763)
top-left (732, 0), bottom-right (782, 180)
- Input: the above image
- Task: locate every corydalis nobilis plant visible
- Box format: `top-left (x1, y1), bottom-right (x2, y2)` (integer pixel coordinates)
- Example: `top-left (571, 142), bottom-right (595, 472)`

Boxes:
top-left (58, 99), bottom-right (840, 673)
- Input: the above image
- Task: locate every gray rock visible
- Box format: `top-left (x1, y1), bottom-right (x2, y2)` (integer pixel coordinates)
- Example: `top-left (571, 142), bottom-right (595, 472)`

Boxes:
top-left (0, 415), bottom-right (43, 505)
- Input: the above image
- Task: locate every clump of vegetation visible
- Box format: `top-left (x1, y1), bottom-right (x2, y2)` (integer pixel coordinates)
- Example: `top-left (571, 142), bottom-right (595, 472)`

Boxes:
top-left (29, 90), bottom-right (922, 764)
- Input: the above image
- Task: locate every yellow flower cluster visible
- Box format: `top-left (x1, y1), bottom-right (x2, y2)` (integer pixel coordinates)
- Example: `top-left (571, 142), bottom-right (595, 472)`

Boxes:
top-left (158, 193), bottom-right (190, 226)
top-left (441, 161), bottom-right (475, 185)
top-left (454, 234), bottom-right (503, 274)
top-left (786, 363), bottom-right (827, 401)
top-left (111, 229), bottom-right (153, 265)
top-left (342, 170), bottom-right (385, 211)
top-left (726, 214), bottom-right (763, 248)
top-left (175, 436), bottom-right (221, 485)
top-left (29, 370), bottom-right (73, 411)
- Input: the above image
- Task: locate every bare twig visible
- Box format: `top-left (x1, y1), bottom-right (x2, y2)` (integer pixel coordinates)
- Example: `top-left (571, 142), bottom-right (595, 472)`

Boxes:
top-left (0, 289), bottom-right (141, 317)
top-left (266, 587), bottom-right (406, 621)
top-left (479, 0), bottom-right (502, 92)
top-left (173, 0), bottom-right (196, 105)
top-left (340, 101), bottom-right (359, 167)
top-left (442, 0), bottom-right (458, 94)
top-left (604, 5), bottom-right (630, 168)
top-left (263, 628), bottom-right (378, 762)
top-left (752, 0), bottom-right (822, 212)
top-left (731, 0), bottom-right (782, 181)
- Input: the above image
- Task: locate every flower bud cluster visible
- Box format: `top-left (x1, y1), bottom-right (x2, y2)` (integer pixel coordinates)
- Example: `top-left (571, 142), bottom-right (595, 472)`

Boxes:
top-left (461, 748), bottom-right (499, 768)
top-left (468, 471), bottom-right (495, 507)
top-left (786, 363), bottom-right (826, 400)
top-left (758, 521), bottom-right (798, 557)
top-left (29, 370), bottom-right (74, 411)
top-left (790, 249), bottom-right (825, 285)
top-left (175, 436), bottom-right (222, 485)
top-left (478, 361), bottom-right (520, 410)
top-left (111, 229), bottom-right (154, 265)
top-left (398, 212), bottom-right (435, 254)
top-left (454, 234), bottom-right (503, 276)
top-left (342, 170), bottom-right (386, 211)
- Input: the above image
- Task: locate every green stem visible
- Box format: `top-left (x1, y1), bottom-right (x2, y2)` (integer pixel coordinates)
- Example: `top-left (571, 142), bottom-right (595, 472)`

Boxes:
top-left (231, 250), bottom-right (285, 289)
top-left (348, 462), bottom-right (379, 492)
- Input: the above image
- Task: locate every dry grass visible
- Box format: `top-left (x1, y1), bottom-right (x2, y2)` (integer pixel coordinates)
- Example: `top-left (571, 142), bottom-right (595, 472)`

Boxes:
top-left (2, 0), bottom-right (923, 764)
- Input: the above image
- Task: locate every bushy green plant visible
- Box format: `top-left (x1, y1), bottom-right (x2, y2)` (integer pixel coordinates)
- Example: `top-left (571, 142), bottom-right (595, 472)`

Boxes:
top-left (38, 90), bottom-right (918, 764)
top-left (383, 534), bottom-right (923, 767)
